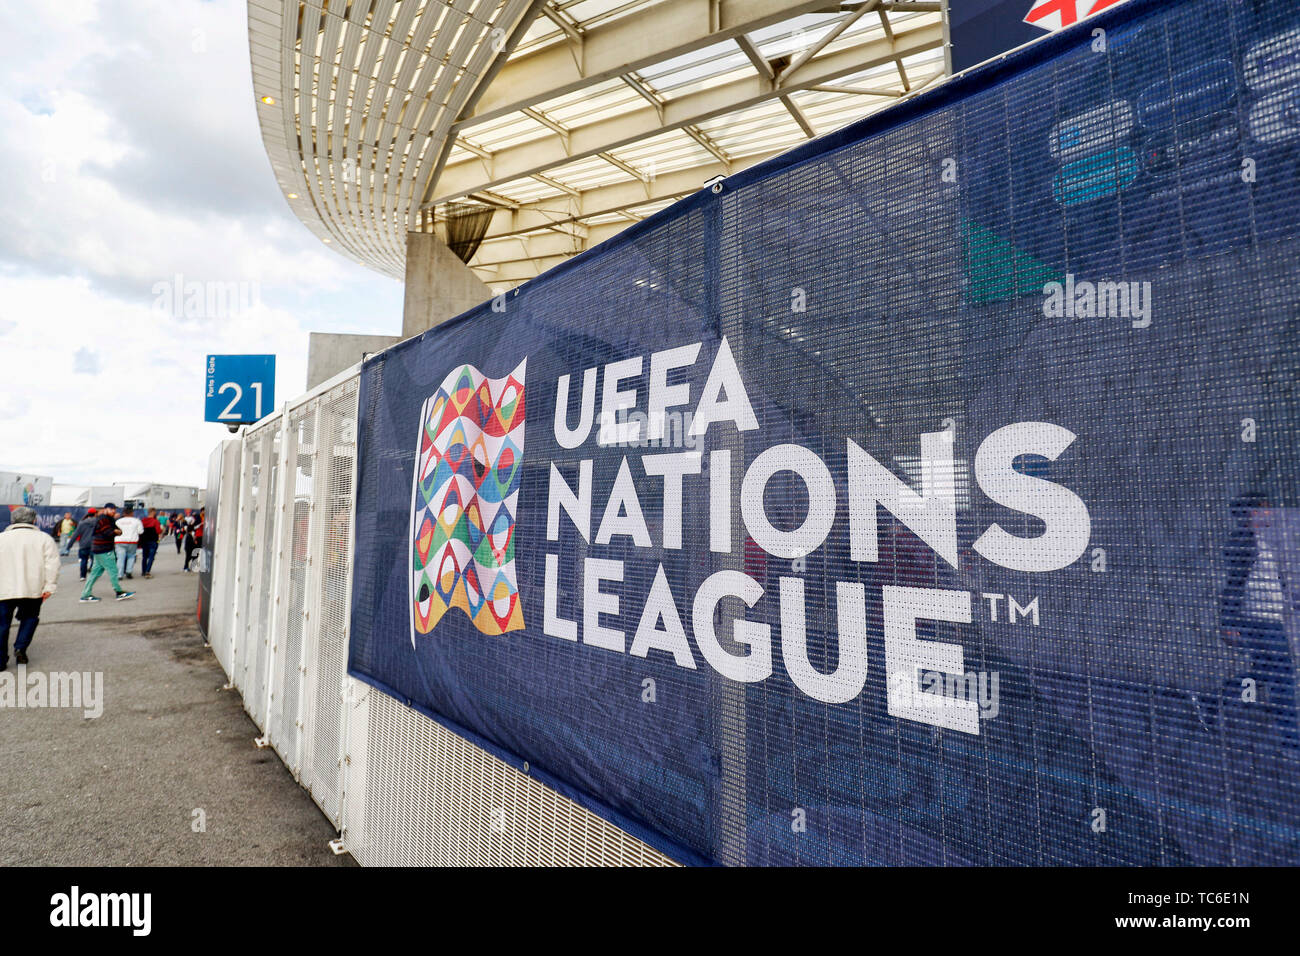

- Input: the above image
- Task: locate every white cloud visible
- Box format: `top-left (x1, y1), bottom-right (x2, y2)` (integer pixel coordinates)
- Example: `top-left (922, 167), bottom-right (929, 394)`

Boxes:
top-left (0, 272), bottom-right (309, 484)
top-left (73, 347), bottom-right (102, 375)
top-left (0, 0), bottom-right (403, 488)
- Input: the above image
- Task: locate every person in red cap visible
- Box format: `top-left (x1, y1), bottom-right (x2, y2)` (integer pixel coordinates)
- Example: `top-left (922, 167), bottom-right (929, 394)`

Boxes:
top-left (79, 504), bottom-right (134, 603)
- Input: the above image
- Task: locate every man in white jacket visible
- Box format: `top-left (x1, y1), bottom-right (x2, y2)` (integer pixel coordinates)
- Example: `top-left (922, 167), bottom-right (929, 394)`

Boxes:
top-left (0, 506), bottom-right (60, 670)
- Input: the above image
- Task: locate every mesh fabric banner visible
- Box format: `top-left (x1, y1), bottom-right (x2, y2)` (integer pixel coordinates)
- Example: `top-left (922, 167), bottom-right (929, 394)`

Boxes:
top-left (350, 0), bottom-right (1300, 865)
top-left (0, 506), bottom-right (89, 536)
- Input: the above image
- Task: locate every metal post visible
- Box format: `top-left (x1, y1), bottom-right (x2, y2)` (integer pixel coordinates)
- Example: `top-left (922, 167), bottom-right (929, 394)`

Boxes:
top-left (940, 0), bottom-right (953, 76)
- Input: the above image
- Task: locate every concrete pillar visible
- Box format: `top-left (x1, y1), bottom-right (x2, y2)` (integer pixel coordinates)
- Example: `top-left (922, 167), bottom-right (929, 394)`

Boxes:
top-left (402, 231), bottom-right (492, 339)
top-left (306, 332), bottom-right (401, 391)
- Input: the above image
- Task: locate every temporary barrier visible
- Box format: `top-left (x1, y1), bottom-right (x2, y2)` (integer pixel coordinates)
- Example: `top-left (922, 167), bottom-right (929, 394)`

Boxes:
top-left (345, 0), bottom-right (1300, 867)
top-left (204, 368), bottom-right (671, 863)
top-left (199, 440), bottom-right (239, 643)
top-left (214, 378), bottom-right (348, 821)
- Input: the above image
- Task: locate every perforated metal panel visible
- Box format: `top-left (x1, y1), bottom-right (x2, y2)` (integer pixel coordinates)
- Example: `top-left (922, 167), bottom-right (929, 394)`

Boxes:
top-left (341, 680), bottom-right (675, 866)
top-left (299, 378), bottom-right (359, 826)
top-left (205, 440), bottom-right (242, 675)
top-left (266, 404), bottom-right (311, 773)
top-left (229, 427), bottom-right (263, 709)
top-left (227, 420), bottom-right (282, 733)
top-left (262, 376), bottom-right (360, 825)
top-left (245, 425), bottom-right (281, 732)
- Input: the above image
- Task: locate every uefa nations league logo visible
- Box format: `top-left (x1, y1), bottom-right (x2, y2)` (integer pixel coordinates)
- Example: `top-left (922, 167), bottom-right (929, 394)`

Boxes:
top-left (410, 360), bottom-right (526, 642)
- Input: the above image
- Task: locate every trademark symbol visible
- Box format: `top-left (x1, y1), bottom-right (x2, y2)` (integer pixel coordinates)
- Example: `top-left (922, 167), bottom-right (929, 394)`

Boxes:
top-left (981, 592), bottom-right (1040, 625)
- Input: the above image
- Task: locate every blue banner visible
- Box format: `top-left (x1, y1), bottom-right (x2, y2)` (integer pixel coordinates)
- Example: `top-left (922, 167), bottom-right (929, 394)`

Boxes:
top-left (349, 0), bottom-right (1300, 865)
top-left (0, 506), bottom-right (89, 537)
top-left (949, 0), bottom-right (1131, 73)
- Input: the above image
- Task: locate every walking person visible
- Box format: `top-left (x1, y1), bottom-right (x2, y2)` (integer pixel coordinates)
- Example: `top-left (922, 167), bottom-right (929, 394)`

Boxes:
top-left (175, 510), bottom-right (190, 554)
top-left (182, 512), bottom-right (201, 573)
top-left (195, 509), bottom-right (206, 566)
top-left (0, 506), bottom-right (61, 670)
top-left (115, 505), bottom-right (143, 580)
top-left (1220, 493), bottom-right (1298, 747)
top-left (57, 512), bottom-right (76, 556)
top-left (140, 508), bottom-right (162, 579)
top-left (69, 508), bottom-right (98, 580)
top-left (79, 504), bottom-right (135, 603)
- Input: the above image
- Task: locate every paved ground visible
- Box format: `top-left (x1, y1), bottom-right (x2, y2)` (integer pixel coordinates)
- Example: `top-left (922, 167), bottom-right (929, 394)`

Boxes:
top-left (0, 542), bottom-right (354, 865)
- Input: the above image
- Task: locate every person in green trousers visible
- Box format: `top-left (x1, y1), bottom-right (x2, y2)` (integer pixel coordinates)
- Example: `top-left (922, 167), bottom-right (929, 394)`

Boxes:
top-left (79, 503), bottom-right (135, 603)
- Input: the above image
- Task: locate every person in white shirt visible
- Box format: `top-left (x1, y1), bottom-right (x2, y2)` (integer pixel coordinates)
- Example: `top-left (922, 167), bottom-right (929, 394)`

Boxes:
top-left (0, 506), bottom-right (60, 669)
top-left (115, 506), bottom-right (145, 580)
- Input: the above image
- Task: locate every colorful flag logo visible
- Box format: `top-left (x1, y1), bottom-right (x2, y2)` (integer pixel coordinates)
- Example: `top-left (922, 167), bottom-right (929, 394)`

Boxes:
top-left (410, 359), bottom-right (526, 641)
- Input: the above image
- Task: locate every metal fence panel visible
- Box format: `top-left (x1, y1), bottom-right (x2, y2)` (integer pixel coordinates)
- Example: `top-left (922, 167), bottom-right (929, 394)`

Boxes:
top-left (211, 370), bottom-right (673, 864)
top-left (233, 422), bottom-right (282, 732)
top-left (298, 377), bottom-right (359, 826)
top-left (250, 424), bottom-right (283, 732)
top-left (267, 404), bottom-right (309, 773)
top-left (230, 428), bottom-right (261, 699)
top-left (205, 439), bottom-right (242, 675)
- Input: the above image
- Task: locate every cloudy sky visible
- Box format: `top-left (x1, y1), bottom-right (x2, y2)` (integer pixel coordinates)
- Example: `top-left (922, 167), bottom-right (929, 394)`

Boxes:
top-left (0, 0), bottom-right (403, 489)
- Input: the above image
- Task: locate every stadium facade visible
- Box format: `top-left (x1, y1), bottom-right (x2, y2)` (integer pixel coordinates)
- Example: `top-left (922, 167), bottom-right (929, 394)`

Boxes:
top-left (213, 0), bottom-right (1300, 868)
top-left (248, 0), bottom-right (950, 383)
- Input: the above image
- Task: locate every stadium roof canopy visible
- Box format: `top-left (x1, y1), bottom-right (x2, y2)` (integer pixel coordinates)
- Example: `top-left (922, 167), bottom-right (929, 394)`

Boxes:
top-left (249, 0), bottom-right (949, 286)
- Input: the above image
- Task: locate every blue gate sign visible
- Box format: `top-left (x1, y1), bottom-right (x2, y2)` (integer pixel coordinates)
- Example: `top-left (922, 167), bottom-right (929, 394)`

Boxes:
top-left (205, 354), bottom-right (275, 424)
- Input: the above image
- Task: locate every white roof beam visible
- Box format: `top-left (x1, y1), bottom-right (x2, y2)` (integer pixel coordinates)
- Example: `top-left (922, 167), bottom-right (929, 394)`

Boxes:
top-left (874, 6), bottom-right (911, 91)
top-left (622, 72), bottom-right (730, 168)
top-left (470, 189), bottom-right (522, 209)
top-left (541, 1), bottom-right (585, 46)
top-left (456, 0), bottom-right (842, 129)
top-left (682, 125), bottom-right (732, 169)
top-left (779, 94), bottom-right (817, 138)
top-left (776, 1), bottom-right (880, 87)
top-left (477, 147), bottom-right (787, 240)
top-left (806, 84), bottom-right (907, 97)
top-left (621, 73), bottom-right (666, 122)
top-left (735, 34), bottom-right (776, 84)
top-left (532, 172), bottom-right (582, 196)
top-left (472, 231), bottom-right (588, 265)
top-left (598, 151), bottom-right (650, 184)
top-left (523, 106), bottom-right (572, 141)
top-left (431, 20), bottom-right (943, 203)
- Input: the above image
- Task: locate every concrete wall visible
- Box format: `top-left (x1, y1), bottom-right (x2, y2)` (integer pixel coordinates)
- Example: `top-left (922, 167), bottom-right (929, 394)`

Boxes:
top-left (402, 231), bottom-right (492, 339)
top-left (304, 233), bottom-right (489, 391)
top-left (306, 332), bottom-right (401, 391)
